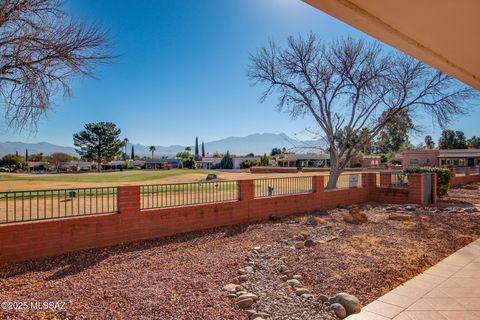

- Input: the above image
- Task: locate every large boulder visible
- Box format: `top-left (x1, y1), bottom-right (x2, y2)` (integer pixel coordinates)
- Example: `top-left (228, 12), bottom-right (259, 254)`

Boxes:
top-left (329, 293), bottom-right (362, 316)
top-left (206, 173), bottom-right (218, 181)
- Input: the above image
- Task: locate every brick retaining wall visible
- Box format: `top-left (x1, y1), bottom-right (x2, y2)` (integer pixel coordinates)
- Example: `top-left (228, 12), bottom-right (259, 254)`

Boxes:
top-left (0, 173), bottom-right (432, 264)
top-left (451, 167), bottom-right (480, 187)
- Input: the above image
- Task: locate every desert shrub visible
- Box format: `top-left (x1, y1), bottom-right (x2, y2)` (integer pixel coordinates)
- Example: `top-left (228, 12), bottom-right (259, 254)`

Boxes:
top-left (241, 160), bottom-right (259, 169)
top-left (259, 154), bottom-right (270, 166)
top-left (35, 164), bottom-right (49, 171)
top-left (403, 166), bottom-right (452, 197)
top-left (182, 157), bottom-right (196, 169)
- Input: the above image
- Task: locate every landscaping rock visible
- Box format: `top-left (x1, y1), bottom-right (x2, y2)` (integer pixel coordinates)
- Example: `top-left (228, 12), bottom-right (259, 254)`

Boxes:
top-left (223, 284), bottom-right (238, 293)
top-left (236, 275), bottom-right (248, 283)
top-left (286, 279), bottom-right (301, 287)
top-left (295, 288), bottom-right (310, 295)
top-left (318, 294), bottom-right (329, 303)
top-left (329, 292), bottom-right (362, 316)
top-left (245, 310), bottom-right (257, 318)
top-left (405, 205), bottom-right (416, 211)
top-left (278, 275), bottom-right (288, 281)
top-left (330, 303), bottom-right (347, 319)
top-left (238, 293), bottom-right (258, 302)
top-left (304, 239), bottom-right (316, 247)
top-left (238, 268), bottom-right (248, 275)
top-left (205, 173), bottom-right (218, 181)
top-left (342, 213), bottom-right (355, 224)
top-left (294, 241), bottom-right (305, 249)
top-left (236, 298), bottom-right (254, 308)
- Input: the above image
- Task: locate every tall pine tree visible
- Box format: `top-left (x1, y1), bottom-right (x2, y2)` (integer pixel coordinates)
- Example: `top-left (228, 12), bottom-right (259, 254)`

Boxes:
top-left (25, 149), bottom-right (28, 162)
top-left (195, 136), bottom-right (199, 157)
top-left (131, 145), bottom-right (135, 160)
top-left (201, 141), bottom-right (205, 157)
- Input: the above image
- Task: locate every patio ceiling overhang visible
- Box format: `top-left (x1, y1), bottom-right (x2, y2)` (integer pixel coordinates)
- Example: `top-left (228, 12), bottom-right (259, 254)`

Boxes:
top-left (303, 0), bottom-right (480, 90)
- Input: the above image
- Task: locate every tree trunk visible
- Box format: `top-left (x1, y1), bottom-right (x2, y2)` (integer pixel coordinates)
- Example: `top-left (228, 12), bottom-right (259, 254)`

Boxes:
top-left (326, 149), bottom-right (344, 189)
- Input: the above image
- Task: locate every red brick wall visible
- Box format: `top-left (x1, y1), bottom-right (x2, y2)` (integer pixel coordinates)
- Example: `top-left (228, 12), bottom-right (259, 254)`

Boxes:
top-left (451, 168), bottom-right (480, 187)
top-left (0, 173), bottom-right (428, 264)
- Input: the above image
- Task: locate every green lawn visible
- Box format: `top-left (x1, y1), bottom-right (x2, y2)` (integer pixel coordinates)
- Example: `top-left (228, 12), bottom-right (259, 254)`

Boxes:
top-left (0, 169), bottom-right (214, 183)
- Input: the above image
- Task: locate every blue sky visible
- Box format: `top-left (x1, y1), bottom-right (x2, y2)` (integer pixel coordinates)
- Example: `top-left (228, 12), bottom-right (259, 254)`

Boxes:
top-left (0, 0), bottom-right (478, 147)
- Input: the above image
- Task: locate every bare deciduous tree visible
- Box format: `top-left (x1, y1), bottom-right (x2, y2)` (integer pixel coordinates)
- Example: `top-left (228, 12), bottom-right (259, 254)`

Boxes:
top-left (0, 0), bottom-right (113, 129)
top-left (248, 33), bottom-right (477, 187)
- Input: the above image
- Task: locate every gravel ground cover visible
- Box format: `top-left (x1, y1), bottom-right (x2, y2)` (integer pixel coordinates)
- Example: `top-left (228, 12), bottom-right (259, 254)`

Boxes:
top-left (0, 183), bottom-right (479, 319)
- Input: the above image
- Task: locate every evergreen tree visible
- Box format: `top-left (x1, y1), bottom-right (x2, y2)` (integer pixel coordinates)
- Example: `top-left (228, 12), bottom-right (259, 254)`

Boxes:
top-left (201, 141), bottom-right (205, 157)
top-left (467, 136), bottom-right (480, 149)
top-left (73, 122), bottom-right (124, 169)
top-left (25, 149), bottom-right (29, 162)
top-left (219, 151), bottom-right (233, 169)
top-left (438, 130), bottom-right (468, 149)
top-left (424, 135), bottom-right (435, 149)
top-left (195, 136), bottom-right (199, 157)
top-left (131, 145), bottom-right (135, 160)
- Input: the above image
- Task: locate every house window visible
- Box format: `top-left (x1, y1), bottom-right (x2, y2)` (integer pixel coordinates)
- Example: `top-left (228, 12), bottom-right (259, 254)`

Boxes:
top-left (410, 159), bottom-right (419, 165)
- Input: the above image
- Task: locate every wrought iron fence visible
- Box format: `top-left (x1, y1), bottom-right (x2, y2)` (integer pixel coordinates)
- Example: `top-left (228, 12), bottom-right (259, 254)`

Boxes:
top-left (324, 173), bottom-right (363, 190)
top-left (470, 166), bottom-right (480, 175)
top-left (455, 167), bottom-right (466, 177)
top-left (0, 187), bottom-right (118, 224)
top-left (254, 176), bottom-right (313, 198)
top-left (375, 172), bottom-right (408, 187)
top-left (141, 180), bottom-right (238, 209)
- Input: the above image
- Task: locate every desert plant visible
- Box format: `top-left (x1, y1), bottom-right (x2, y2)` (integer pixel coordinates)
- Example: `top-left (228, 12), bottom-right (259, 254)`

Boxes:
top-left (182, 157), bottom-right (196, 169)
top-left (403, 166), bottom-right (452, 197)
top-left (240, 160), bottom-right (259, 169)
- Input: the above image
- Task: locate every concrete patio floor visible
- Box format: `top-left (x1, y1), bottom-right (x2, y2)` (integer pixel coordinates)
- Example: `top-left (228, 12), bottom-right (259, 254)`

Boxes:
top-left (347, 239), bottom-right (480, 320)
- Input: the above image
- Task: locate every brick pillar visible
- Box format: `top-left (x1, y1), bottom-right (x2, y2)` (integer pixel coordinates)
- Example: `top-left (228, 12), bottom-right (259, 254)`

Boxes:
top-left (313, 175), bottom-right (324, 194)
top-left (362, 173), bottom-right (376, 201)
top-left (118, 185), bottom-right (140, 215)
top-left (407, 174), bottom-right (424, 205)
top-left (238, 179), bottom-right (254, 201)
top-left (379, 172), bottom-right (391, 187)
top-left (465, 167), bottom-right (471, 176)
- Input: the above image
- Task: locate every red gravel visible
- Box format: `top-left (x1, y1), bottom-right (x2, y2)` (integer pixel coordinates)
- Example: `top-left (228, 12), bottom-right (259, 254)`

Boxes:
top-left (0, 222), bottom-right (302, 319)
top-left (1, 182), bottom-right (479, 319)
top-left (439, 182), bottom-right (480, 205)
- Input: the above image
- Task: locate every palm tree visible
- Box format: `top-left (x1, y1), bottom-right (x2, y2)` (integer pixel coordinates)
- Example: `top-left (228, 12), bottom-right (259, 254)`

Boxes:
top-left (149, 145), bottom-right (156, 159)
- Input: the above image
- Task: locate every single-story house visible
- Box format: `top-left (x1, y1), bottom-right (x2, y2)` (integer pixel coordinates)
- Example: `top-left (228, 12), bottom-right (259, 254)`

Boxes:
top-left (232, 156), bottom-right (261, 169)
top-left (196, 157), bottom-right (222, 170)
top-left (144, 159), bottom-right (181, 169)
top-left (363, 155), bottom-right (381, 168)
top-left (403, 149), bottom-right (480, 167)
top-left (27, 161), bottom-right (51, 170)
top-left (276, 153), bottom-right (330, 168)
top-left (197, 156), bottom-right (261, 170)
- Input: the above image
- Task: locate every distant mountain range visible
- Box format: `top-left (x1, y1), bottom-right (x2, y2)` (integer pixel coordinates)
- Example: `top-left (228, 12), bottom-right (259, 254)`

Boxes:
top-left (0, 133), bottom-right (321, 157)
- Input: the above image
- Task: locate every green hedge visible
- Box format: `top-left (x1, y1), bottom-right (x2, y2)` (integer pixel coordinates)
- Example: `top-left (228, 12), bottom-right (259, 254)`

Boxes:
top-left (403, 166), bottom-right (452, 197)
